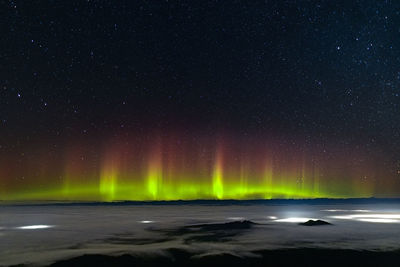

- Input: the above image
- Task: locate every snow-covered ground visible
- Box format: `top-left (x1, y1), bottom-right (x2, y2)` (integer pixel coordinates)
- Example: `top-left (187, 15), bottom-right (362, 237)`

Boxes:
top-left (1, 203), bottom-right (400, 266)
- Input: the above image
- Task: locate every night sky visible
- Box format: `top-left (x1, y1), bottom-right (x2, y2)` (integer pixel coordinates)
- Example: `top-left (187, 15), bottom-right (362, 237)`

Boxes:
top-left (1, 0), bottom-right (400, 200)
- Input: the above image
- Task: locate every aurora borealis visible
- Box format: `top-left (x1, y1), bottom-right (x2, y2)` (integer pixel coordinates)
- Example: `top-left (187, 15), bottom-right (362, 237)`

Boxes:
top-left (2, 1), bottom-right (400, 201)
top-left (0, 131), bottom-right (396, 201)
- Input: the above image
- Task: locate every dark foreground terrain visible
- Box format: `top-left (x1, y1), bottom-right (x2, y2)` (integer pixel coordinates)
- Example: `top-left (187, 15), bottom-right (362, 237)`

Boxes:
top-left (4, 200), bottom-right (400, 266)
top-left (49, 248), bottom-right (400, 267)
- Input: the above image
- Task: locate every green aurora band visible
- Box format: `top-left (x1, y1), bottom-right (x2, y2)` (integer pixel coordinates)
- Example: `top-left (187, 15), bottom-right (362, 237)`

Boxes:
top-left (0, 135), bottom-right (396, 201)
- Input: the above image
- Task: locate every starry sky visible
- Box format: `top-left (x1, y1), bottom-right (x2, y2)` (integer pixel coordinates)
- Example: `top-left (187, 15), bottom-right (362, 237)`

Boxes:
top-left (1, 0), bottom-right (400, 200)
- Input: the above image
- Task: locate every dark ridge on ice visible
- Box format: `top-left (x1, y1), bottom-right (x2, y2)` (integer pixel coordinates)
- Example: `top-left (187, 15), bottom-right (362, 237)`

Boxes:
top-left (184, 220), bottom-right (258, 230)
top-left (299, 219), bottom-right (332, 226)
top-left (149, 220), bottom-right (259, 244)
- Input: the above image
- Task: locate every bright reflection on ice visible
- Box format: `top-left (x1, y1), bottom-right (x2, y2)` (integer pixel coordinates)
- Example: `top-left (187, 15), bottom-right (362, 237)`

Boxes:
top-left (352, 214), bottom-right (400, 219)
top-left (274, 217), bottom-right (315, 223)
top-left (353, 210), bottom-right (371, 212)
top-left (138, 220), bottom-right (154, 224)
top-left (330, 213), bottom-right (400, 223)
top-left (322, 209), bottom-right (371, 212)
top-left (330, 215), bottom-right (353, 220)
top-left (357, 218), bottom-right (399, 223)
top-left (17, 225), bottom-right (53, 230)
top-left (268, 216), bottom-right (277, 220)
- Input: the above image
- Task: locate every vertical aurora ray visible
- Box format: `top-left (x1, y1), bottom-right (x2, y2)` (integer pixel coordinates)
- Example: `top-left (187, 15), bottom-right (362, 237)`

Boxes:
top-left (145, 138), bottom-right (168, 200)
top-left (212, 148), bottom-right (224, 199)
top-left (238, 159), bottom-right (249, 198)
top-left (98, 146), bottom-right (121, 201)
top-left (263, 159), bottom-right (273, 199)
top-left (99, 163), bottom-right (118, 201)
top-left (146, 146), bottom-right (163, 200)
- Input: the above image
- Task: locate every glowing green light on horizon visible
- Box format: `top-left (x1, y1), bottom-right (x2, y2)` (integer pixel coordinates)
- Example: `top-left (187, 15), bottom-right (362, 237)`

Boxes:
top-left (0, 173), bottom-right (376, 201)
top-left (212, 155), bottom-right (224, 199)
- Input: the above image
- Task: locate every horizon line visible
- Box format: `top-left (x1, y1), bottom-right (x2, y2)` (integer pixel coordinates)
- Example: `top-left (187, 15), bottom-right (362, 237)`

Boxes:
top-left (2, 197), bottom-right (400, 206)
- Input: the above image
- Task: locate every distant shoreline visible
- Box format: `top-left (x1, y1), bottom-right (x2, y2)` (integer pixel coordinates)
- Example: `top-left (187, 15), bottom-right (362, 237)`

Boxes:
top-left (3, 198), bottom-right (400, 206)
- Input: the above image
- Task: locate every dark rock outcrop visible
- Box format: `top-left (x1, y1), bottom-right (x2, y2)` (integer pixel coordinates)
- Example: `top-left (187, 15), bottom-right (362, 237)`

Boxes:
top-left (299, 219), bottom-right (332, 226)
